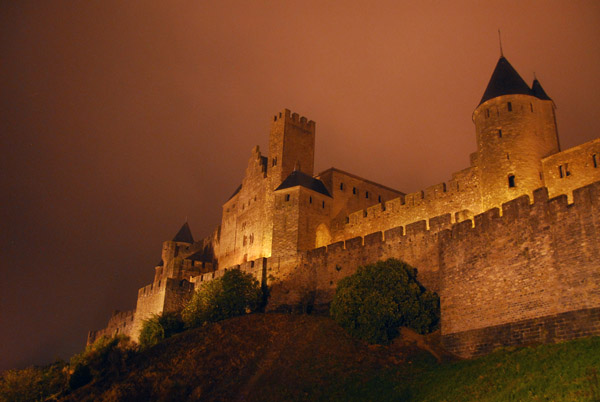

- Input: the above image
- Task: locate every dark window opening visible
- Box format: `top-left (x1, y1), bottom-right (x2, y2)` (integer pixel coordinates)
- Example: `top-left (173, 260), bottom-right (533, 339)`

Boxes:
top-left (593, 154), bottom-right (598, 168)
top-left (507, 153), bottom-right (510, 160)
top-left (498, 129), bottom-right (502, 138)
top-left (272, 157), bottom-right (277, 166)
top-left (530, 103), bottom-right (534, 112)
top-left (559, 164), bottom-right (571, 178)
top-left (285, 194), bottom-right (290, 201)
top-left (507, 102), bottom-right (512, 111)
top-left (352, 187), bottom-right (357, 195)
top-left (378, 195), bottom-right (382, 202)
top-left (363, 211), bottom-right (367, 217)
top-left (340, 182), bottom-right (344, 190)
top-left (508, 175), bottom-right (516, 188)
top-left (345, 216), bottom-right (349, 224)
top-left (365, 191), bottom-right (369, 199)
top-left (309, 196), bottom-right (312, 204)
top-left (486, 109), bottom-right (490, 118)
top-left (322, 201), bottom-right (325, 208)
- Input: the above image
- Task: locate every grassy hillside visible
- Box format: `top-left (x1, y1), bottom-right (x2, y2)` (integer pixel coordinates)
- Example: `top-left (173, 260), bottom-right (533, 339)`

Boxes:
top-left (54, 313), bottom-right (600, 401)
top-left (4, 313), bottom-right (598, 401)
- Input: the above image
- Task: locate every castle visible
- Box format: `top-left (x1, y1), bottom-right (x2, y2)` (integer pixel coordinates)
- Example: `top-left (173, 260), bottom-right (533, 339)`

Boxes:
top-left (88, 54), bottom-right (600, 358)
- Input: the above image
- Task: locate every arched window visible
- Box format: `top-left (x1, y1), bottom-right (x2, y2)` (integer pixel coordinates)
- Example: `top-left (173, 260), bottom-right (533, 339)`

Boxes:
top-left (508, 175), bottom-right (516, 188)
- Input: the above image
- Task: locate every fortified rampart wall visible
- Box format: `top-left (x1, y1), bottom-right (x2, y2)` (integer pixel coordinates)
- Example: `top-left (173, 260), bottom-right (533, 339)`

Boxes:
top-left (87, 309), bottom-right (135, 345)
top-left (335, 165), bottom-right (481, 243)
top-left (130, 278), bottom-right (195, 342)
top-left (441, 182), bottom-right (600, 357)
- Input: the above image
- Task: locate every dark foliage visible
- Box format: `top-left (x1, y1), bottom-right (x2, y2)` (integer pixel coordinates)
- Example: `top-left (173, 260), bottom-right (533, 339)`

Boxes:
top-left (182, 268), bottom-right (263, 328)
top-left (330, 258), bottom-right (440, 344)
top-left (138, 312), bottom-right (185, 349)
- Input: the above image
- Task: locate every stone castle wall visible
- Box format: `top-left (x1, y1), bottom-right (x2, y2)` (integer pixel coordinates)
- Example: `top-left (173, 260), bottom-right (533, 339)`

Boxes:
top-left (268, 181), bottom-right (599, 357)
top-left (441, 182), bottom-right (600, 356)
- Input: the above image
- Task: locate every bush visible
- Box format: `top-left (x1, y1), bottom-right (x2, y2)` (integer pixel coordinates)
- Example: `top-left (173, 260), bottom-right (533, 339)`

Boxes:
top-left (182, 268), bottom-right (263, 328)
top-left (138, 312), bottom-right (185, 349)
top-left (330, 258), bottom-right (440, 344)
top-left (68, 335), bottom-right (135, 390)
top-left (0, 361), bottom-right (67, 402)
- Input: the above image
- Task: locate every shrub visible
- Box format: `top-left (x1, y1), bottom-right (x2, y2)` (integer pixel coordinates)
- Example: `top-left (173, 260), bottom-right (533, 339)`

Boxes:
top-left (182, 268), bottom-right (262, 328)
top-left (138, 312), bottom-right (185, 349)
top-left (0, 361), bottom-right (67, 402)
top-left (330, 258), bottom-right (440, 344)
top-left (68, 335), bottom-right (135, 390)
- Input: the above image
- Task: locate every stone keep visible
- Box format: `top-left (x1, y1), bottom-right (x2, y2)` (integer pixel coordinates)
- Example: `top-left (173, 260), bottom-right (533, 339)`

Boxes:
top-left (89, 54), bottom-right (600, 358)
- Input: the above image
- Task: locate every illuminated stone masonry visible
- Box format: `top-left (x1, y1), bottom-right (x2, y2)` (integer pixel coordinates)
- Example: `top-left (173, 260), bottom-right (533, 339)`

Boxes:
top-left (89, 55), bottom-right (600, 358)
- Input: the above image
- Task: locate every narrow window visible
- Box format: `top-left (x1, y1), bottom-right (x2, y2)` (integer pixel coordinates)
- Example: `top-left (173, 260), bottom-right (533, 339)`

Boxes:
top-left (507, 153), bottom-right (510, 160)
top-left (498, 129), bottom-right (502, 138)
top-left (378, 195), bottom-right (382, 202)
top-left (365, 191), bottom-right (369, 199)
top-left (309, 196), bottom-right (312, 204)
top-left (508, 175), bottom-right (516, 188)
top-left (507, 102), bottom-right (512, 112)
top-left (363, 211), bottom-right (367, 217)
top-left (340, 182), bottom-right (344, 190)
top-left (565, 163), bottom-right (571, 176)
top-left (530, 103), bottom-right (534, 112)
top-left (272, 157), bottom-right (277, 166)
top-left (322, 201), bottom-right (325, 208)
top-left (559, 165), bottom-right (564, 178)
top-left (486, 109), bottom-right (490, 118)
top-left (345, 216), bottom-right (349, 224)
top-left (352, 187), bottom-right (357, 195)
top-left (593, 154), bottom-right (598, 168)
top-left (285, 194), bottom-right (290, 201)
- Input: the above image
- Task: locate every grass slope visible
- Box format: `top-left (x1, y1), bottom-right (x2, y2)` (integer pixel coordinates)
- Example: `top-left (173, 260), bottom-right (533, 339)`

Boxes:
top-left (62, 313), bottom-right (600, 401)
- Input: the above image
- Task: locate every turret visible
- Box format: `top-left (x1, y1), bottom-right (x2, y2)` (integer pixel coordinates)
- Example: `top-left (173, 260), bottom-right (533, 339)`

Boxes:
top-left (473, 56), bottom-right (559, 210)
top-left (268, 109), bottom-right (316, 189)
top-left (160, 222), bottom-right (194, 278)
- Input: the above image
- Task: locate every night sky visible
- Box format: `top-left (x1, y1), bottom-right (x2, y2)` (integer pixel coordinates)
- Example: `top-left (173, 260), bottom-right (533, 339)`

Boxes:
top-left (2, 1), bottom-right (599, 372)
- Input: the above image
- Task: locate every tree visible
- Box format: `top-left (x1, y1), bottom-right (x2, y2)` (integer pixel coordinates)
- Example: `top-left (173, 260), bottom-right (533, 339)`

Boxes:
top-left (330, 258), bottom-right (440, 344)
top-left (182, 268), bottom-right (262, 328)
top-left (138, 312), bottom-right (185, 349)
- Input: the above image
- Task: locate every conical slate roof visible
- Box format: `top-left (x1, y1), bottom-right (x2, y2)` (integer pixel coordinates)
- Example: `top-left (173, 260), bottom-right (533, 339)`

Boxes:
top-left (531, 78), bottom-right (552, 101)
top-left (172, 222), bottom-right (194, 243)
top-left (275, 170), bottom-right (332, 197)
top-left (479, 56), bottom-right (532, 105)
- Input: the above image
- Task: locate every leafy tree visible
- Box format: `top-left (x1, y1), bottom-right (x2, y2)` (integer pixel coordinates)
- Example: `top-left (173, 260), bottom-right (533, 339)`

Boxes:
top-left (330, 258), bottom-right (440, 344)
top-left (138, 312), bottom-right (185, 349)
top-left (182, 268), bottom-right (262, 328)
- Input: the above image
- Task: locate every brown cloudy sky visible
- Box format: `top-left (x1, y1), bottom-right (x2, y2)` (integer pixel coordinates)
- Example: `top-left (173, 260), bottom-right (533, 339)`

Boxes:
top-left (1, 1), bottom-right (599, 371)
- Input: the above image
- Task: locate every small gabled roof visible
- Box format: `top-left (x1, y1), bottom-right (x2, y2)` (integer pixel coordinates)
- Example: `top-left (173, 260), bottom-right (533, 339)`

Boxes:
top-left (275, 170), bottom-right (332, 197)
top-left (479, 56), bottom-right (532, 106)
top-left (531, 78), bottom-right (552, 101)
top-left (172, 222), bottom-right (194, 244)
top-left (227, 184), bottom-right (242, 201)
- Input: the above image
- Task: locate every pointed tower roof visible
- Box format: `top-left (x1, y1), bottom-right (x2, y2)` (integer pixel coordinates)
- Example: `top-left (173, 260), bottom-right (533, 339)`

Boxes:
top-left (479, 56), bottom-right (532, 106)
top-left (275, 170), bottom-right (331, 197)
top-left (531, 78), bottom-right (552, 101)
top-left (172, 222), bottom-right (194, 243)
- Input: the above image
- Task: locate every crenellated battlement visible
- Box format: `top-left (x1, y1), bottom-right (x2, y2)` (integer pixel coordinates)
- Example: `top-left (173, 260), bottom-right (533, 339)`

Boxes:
top-left (272, 108), bottom-right (315, 132)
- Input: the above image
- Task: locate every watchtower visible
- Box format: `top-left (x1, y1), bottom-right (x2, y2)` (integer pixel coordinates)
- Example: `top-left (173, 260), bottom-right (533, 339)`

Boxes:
top-left (472, 56), bottom-right (559, 210)
top-left (268, 109), bottom-right (316, 189)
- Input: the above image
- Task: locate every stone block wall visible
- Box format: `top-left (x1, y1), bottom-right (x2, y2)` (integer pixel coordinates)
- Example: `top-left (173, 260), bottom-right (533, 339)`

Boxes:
top-left (440, 182), bottom-right (600, 357)
top-left (87, 309), bottom-right (135, 344)
top-left (542, 138), bottom-right (600, 201)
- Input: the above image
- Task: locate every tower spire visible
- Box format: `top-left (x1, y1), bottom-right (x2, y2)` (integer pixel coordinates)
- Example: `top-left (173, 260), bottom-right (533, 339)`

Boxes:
top-left (498, 29), bottom-right (504, 57)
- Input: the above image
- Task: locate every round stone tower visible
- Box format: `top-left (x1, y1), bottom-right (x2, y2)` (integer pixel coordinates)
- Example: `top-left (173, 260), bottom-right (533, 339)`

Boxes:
top-left (473, 56), bottom-right (560, 211)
